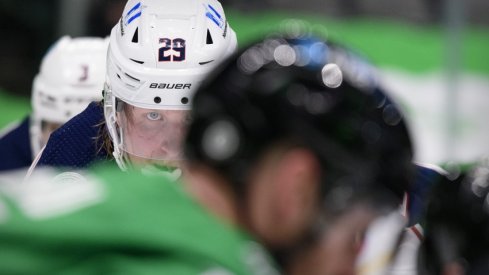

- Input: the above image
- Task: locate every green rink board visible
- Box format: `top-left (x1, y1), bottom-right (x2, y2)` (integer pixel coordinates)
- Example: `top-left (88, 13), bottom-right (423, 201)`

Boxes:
top-left (0, 90), bottom-right (30, 129)
top-left (227, 11), bottom-right (489, 74)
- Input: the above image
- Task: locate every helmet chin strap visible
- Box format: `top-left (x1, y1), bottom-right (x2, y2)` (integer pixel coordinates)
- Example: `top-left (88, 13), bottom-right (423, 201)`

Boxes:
top-left (29, 116), bottom-right (43, 159)
top-left (112, 147), bottom-right (128, 171)
top-left (109, 120), bottom-right (128, 172)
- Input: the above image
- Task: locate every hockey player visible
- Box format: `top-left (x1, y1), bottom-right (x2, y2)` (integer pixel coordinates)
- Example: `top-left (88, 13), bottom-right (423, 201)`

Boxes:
top-left (0, 36), bottom-right (107, 171)
top-left (31, 0), bottom-right (237, 177)
top-left (418, 160), bottom-right (489, 275)
top-left (0, 34), bottom-right (414, 274)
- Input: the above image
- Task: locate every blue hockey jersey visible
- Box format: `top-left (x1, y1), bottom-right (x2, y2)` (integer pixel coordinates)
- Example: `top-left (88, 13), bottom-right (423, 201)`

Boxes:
top-left (37, 101), bottom-right (110, 168)
top-left (407, 164), bottom-right (445, 226)
top-left (0, 116), bottom-right (33, 171)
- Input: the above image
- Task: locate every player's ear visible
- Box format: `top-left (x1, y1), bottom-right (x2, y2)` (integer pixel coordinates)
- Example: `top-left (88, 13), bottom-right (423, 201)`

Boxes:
top-left (274, 148), bottom-right (321, 236)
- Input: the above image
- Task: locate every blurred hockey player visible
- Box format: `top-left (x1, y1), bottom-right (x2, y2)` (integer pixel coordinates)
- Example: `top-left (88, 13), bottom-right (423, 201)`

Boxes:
top-left (31, 0), bottom-right (237, 178)
top-left (0, 36), bottom-right (107, 171)
top-left (0, 34), bottom-right (414, 274)
top-left (418, 160), bottom-right (489, 275)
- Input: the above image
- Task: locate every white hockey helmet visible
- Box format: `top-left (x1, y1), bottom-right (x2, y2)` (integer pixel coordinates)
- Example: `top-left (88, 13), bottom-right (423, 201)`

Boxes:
top-left (31, 36), bottom-right (109, 156)
top-left (104, 0), bottom-right (238, 170)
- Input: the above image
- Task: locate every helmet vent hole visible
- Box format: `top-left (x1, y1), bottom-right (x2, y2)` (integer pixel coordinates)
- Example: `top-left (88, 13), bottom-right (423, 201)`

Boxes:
top-left (181, 97), bottom-right (189, 104)
top-left (154, 97), bottom-right (161, 104)
top-left (124, 73), bottom-right (140, 82)
top-left (130, 58), bottom-right (144, 64)
top-left (206, 29), bottom-right (213, 45)
top-left (132, 27), bottom-right (139, 43)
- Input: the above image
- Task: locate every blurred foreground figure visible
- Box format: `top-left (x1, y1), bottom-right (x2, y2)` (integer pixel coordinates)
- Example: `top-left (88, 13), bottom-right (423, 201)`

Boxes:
top-left (0, 34), bottom-right (414, 274)
top-left (418, 160), bottom-right (489, 275)
top-left (32, 0), bottom-right (237, 178)
top-left (0, 36), bottom-right (107, 171)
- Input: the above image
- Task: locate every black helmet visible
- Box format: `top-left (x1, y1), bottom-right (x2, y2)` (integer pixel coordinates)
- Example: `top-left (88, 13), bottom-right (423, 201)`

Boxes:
top-left (185, 34), bottom-right (414, 212)
top-left (418, 161), bottom-right (489, 275)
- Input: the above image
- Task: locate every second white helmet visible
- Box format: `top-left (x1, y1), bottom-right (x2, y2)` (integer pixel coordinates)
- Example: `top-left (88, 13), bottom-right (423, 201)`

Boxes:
top-left (31, 36), bottom-right (108, 156)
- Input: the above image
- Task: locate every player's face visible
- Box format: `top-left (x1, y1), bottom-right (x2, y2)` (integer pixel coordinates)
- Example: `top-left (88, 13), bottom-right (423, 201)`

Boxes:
top-left (244, 147), bottom-right (379, 274)
top-left (117, 105), bottom-right (191, 169)
top-left (245, 147), bottom-right (321, 248)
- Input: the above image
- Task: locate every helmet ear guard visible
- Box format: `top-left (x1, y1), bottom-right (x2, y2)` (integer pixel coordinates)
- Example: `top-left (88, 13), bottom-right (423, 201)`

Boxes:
top-left (103, 83), bottom-right (127, 171)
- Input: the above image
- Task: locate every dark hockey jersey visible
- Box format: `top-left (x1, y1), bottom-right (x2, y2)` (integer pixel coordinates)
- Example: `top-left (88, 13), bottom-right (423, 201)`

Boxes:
top-left (407, 164), bottom-right (444, 226)
top-left (0, 116), bottom-right (33, 171)
top-left (37, 101), bottom-right (110, 168)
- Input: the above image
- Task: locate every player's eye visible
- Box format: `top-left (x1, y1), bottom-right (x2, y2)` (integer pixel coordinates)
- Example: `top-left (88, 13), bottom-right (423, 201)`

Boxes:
top-left (147, 112), bottom-right (162, 121)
